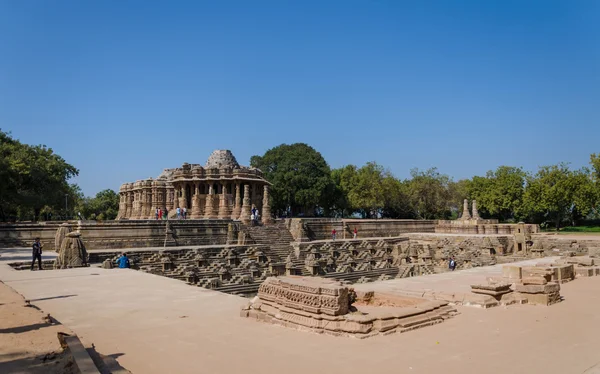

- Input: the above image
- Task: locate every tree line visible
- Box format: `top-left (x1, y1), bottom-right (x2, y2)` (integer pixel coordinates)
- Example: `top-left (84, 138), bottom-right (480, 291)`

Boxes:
top-left (0, 130), bottom-right (119, 221)
top-left (251, 143), bottom-right (600, 229)
top-left (2, 131), bottom-right (598, 229)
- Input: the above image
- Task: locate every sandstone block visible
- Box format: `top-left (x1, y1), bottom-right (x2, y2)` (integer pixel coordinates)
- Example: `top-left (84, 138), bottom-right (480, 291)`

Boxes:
top-left (552, 264), bottom-right (575, 283)
top-left (502, 265), bottom-right (522, 280)
top-left (515, 282), bottom-right (560, 294)
top-left (258, 276), bottom-right (349, 316)
top-left (588, 247), bottom-right (600, 258)
top-left (522, 276), bottom-right (547, 285)
top-left (522, 267), bottom-right (552, 282)
top-left (565, 257), bottom-right (595, 267)
top-left (575, 267), bottom-right (594, 277)
top-left (518, 292), bottom-right (561, 306)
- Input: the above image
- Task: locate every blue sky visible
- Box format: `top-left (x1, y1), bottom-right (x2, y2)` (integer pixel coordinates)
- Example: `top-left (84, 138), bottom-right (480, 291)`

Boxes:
top-left (1, 0), bottom-right (598, 196)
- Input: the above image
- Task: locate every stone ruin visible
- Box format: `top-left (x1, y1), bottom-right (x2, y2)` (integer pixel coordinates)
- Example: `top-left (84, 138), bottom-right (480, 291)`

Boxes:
top-left (241, 276), bottom-right (457, 338)
top-left (467, 258), bottom-right (595, 308)
top-left (54, 223), bottom-right (72, 252)
top-left (54, 232), bottom-right (89, 269)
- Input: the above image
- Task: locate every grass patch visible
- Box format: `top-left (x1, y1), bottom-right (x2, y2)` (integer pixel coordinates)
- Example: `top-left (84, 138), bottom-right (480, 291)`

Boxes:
top-left (559, 226), bottom-right (600, 233)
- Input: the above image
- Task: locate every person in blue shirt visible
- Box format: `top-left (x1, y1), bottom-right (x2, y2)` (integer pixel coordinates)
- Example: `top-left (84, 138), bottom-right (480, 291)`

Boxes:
top-left (116, 253), bottom-right (131, 269)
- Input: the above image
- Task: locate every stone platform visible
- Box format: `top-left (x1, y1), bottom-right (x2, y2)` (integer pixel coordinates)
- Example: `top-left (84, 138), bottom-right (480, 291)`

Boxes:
top-left (241, 276), bottom-right (456, 338)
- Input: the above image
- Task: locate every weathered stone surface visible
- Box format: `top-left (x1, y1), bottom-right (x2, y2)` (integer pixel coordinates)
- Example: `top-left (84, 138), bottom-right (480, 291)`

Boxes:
top-left (54, 223), bottom-right (72, 253)
top-left (517, 292), bottom-right (561, 306)
top-left (502, 265), bottom-right (522, 280)
top-left (589, 247), bottom-right (600, 258)
top-left (522, 276), bottom-right (547, 285)
top-left (515, 283), bottom-right (560, 294)
top-left (522, 266), bottom-right (553, 282)
top-left (258, 276), bottom-right (349, 316)
top-left (244, 277), bottom-right (456, 338)
top-left (575, 267), bottom-right (595, 277)
top-left (204, 150), bottom-right (240, 169)
top-left (565, 257), bottom-right (595, 267)
top-left (54, 232), bottom-right (88, 269)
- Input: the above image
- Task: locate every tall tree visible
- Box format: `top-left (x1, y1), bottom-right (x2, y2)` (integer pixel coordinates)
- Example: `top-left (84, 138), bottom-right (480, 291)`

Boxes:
top-left (469, 166), bottom-right (527, 221)
top-left (406, 168), bottom-right (453, 219)
top-left (76, 189), bottom-right (120, 220)
top-left (250, 143), bottom-right (334, 216)
top-left (0, 130), bottom-right (79, 221)
top-left (522, 163), bottom-right (595, 229)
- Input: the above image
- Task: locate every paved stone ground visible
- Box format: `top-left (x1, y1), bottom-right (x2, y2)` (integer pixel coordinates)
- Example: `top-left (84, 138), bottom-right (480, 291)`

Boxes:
top-left (353, 257), bottom-right (560, 296)
top-left (1, 248), bottom-right (600, 374)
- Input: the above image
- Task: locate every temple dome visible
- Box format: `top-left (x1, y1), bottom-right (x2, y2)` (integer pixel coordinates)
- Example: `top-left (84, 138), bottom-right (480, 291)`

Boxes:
top-left (205, 150), bottom-right (240, 169)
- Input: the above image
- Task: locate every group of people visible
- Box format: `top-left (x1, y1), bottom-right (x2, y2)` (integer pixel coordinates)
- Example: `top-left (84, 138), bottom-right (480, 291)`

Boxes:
top-left (152, 207), bottom-right (191, 220)
top-left (251, 206), bottom-right (259, 224)
top-left (153, 208), bottom-right (170, 220)
top-left (331, 227), bottom-right (358, 241)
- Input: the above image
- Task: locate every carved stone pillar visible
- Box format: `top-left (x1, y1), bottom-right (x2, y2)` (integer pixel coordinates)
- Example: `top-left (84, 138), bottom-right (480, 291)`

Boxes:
top-left (262, 185), bottom-right (273, 224)
top-left (124, 191), bottom-right (131, 218)
top-left (191, 182), bottom-right (201, 219)
top-left (179, 184), bottom-right (188, 210)
top-left (461, 199), bottom-right (471, 220)
top-left (171, 187), bottom-right (178, 210)
top-left (132, 191), bottom-right (140, 219)
top-left (231, 183), bottom-right (242, 220)
top-left (240, 184), bottom-right (252, 225)
top-left (251, 183), bottom-right (258, 209)
top-left (204, 183), bottom-right (216, 218)
top-left (218, 183), bottom-right (230, 219)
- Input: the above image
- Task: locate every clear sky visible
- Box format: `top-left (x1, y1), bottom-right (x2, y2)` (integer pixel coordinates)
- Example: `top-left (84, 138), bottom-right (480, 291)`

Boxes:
top-left (1, 0), bottom-right (598, 196)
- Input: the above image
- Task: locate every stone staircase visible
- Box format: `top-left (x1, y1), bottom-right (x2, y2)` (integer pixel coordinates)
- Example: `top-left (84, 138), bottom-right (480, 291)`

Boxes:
top-left (243, 221), bottom-right (295, 262)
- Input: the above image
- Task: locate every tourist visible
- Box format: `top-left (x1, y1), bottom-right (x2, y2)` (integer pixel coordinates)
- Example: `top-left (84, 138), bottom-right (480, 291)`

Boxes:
top-left (176, 207), bottom-right (181, 219)
top-left (30, 238), bottom-right (43, 271)
top-left (155, 208), bottom-right (159, 220)
top-left (183, 207), bottom-right (187, 219)
top-left (158, 208), bottom-right (163, 220)
top-left (353, 227), bottom-right (358, 239)
top-left (332, 229), bottom-right (336, 241)
top-left (116, 253), bottom-right (131, 269)
top-left (251, 206), bottom-right (257, 218)
top-left (449, 257), bottom-right (456, 271)
top-left (164, 208), bottom-right (168, 220)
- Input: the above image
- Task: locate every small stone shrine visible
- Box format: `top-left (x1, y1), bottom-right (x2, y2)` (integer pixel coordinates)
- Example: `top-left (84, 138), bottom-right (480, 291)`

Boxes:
top-left (54, 232), bottom-right (88, 269)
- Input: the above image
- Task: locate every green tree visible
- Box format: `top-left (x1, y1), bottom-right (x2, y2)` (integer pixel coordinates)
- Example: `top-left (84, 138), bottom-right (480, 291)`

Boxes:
top-left (76, 189), bottom-right (120, 220)
top-left (522, 163), bottom-right (595, 229)
top-left (469, 166), bottom-right (527, 221)
top-left (330, 165), bottom-right (356, 217)
top-left (406, 168), bottom-right (453, 219)
top-left (0, 130), bottom-right (79, 221)
top-left (382, 177), bottom-right (413, 219)
top-left (250, 143), bottom-right (334, 216)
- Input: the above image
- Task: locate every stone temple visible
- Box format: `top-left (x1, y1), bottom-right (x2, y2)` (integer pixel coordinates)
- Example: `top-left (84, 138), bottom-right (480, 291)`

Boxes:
top-left (116, 150), bottom-right (272, 223)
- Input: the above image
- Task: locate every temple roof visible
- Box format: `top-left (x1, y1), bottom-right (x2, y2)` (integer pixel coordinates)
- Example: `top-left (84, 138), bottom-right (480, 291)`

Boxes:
top-left (205, 150), bottom-right (240, 169)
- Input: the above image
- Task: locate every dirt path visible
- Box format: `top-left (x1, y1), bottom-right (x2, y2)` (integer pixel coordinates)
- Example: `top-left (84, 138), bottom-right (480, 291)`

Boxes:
top-left (0, 281), bottom-right (76, 374)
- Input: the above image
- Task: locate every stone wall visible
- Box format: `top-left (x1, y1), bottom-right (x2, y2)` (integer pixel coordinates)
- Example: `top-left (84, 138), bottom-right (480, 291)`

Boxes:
top-left (287, 218), bottom-right (436, 242)
top-left (0, 220), bottom-right (230, 250)
top-left (436, 220), bottom-right (540, 235)
top-left (529, 234), bottom-right (600, 256)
